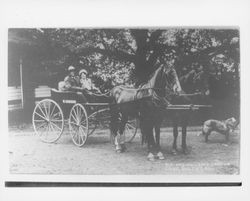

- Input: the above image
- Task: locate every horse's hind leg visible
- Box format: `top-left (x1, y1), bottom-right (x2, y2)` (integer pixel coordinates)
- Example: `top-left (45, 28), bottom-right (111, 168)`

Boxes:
top-left (155, 124), bottom-right (160, 148)
top-left (181, 125), bottom-right (188, 154)
top-left (155, 119), bottom-right (164, 160)
top-left (118, 113), bottom-right (128, 152)
top-left (110, 107), bottom-right (122, 152)
top-left (181, 117), bottom-right (188, 154)
top-left (147, 128), bottom-right (156, 161)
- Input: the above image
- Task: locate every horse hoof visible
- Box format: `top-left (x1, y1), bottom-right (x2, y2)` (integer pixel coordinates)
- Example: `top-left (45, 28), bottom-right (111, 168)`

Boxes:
top-left (156, 152), bottom-right (165, 160)
top-left (116, 149), bottom-right (122, 153)
top-left (147, 153), bottom-right (155, 161)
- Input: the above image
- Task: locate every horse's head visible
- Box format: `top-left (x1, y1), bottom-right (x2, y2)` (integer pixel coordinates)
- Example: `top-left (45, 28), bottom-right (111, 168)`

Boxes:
top-left (149, 66), bottom-right (183, 103)
top-left (164, 67), bottom-right (182, 94)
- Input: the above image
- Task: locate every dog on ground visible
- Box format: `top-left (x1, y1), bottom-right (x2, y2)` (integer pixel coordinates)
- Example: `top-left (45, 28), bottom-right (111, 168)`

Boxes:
top-left (202, 117), bottom-right (238, 142)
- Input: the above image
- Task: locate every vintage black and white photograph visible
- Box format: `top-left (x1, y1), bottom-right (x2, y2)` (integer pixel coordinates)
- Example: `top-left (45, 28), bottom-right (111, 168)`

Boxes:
top-left (8, 28), bottom-right (240, 176)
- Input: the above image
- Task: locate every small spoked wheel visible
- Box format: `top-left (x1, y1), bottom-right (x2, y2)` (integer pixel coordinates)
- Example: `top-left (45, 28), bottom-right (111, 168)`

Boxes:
top-left (32, 99), bottom-right (64, 143)
top-left (69, 104), bottom-right (88, 147)
top-left (125, 118), bottom-right (138, 143)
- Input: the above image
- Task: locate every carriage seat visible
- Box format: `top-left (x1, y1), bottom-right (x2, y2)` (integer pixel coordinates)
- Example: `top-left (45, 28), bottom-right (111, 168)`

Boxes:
top-left (51, 88), bottom-right (83, 104)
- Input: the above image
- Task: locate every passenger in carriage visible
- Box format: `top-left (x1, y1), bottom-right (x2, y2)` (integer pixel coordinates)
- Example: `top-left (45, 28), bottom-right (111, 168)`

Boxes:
top-left (58, 65), bottom-right (81, 91)
top-left (79, 69), bottom-right (100, 93)
top-left (58, 66), bottom-right (88, 102)
top-left (63, 66), bottom-right (81, 91)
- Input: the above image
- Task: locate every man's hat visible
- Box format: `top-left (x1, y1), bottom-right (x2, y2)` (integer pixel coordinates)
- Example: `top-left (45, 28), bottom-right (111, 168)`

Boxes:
top-left (79, 69), bottom-right (88, 75)
top-left (68, 66), bottom-right (76, 71)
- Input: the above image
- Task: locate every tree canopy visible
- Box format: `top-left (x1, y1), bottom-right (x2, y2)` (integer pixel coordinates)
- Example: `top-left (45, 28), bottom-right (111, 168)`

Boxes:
top-left (9, 28), bottom-right (239, 90)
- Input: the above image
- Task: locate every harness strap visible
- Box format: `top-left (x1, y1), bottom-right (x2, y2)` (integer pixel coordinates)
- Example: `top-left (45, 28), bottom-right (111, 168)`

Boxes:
top-left (87, 90), bottom-right (110, 97)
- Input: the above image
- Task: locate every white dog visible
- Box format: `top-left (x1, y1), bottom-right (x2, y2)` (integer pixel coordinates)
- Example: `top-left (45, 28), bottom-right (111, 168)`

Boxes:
top-left (202, 117), bottom-right (238, 142)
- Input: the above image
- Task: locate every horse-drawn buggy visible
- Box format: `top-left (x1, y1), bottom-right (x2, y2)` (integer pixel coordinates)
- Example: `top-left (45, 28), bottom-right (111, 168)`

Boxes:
top-left (32, 65), bottom-right (212, 160)
top-left (32, 89), bottom-right (138, 147)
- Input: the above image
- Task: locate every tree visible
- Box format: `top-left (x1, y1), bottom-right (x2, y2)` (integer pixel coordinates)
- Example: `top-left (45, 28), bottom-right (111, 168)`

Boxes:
top-left (9, 28), bottom-right (239, 87)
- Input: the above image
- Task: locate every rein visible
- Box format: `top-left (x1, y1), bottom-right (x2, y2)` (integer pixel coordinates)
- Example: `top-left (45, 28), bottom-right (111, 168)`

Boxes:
top-left (87, 90), bottom-right (110, 97)
top-left (178, 92), bottom-right (202, 97)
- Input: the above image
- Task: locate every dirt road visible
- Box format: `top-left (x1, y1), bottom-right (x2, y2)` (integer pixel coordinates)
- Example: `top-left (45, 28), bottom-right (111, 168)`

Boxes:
top-left (9, 125), bottom-right (240, 175)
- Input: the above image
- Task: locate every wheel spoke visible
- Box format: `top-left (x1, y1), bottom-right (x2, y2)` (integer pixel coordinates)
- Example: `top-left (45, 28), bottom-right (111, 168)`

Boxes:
top-left (50, 119), bottom-right (63, 122)
top-left (70, 111), bottom-right (78, 123)
top-left (49, 104), bottom-right (56, 119)
top-left (35, 122), bottom-right (47, 130)
top-left (79, 126), bottom-right (86, 141)
top-left (34, 119), bottom-right (46, 122)
top-left (34, 111), bottom-right (47, 121)
top-left (78, 127), bottom-right (81, 144)
top-left (72, 107), bottom-right (78, 122)
top-left (80, 119), bottom-right (87, 125)
top-left (51, 111), bottom-right (61, 119)
top-left (48, 101), bottom-right (51, 119)
top-left (79, 124), bottom-right (87, 130)
top-left (37, 104), bottom-right (47, 119)
top-left (70, 125), bottom-right (78, 138)
top-left (76, 106), bottom-right (79, 121)
top-left (49, 122), bottom-right (55, 133)
top-left (42, 102), bottom-right (49, 118)
top-left (79, 112), bottom-right (84, 122)
top-left (50, 121), bottom-right (62, 131)
top-left (39, 125), bottom-right (47, 135)
top-left (50, 122), bottom-right (60, 136)
top-left (70, 121), bottom-right (78, 126)
top-left (78, 107), bottom-right (82, 121)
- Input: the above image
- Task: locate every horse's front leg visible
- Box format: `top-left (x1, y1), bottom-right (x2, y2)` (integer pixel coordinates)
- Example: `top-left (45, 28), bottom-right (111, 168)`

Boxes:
top-left (140, 117), bottom-right (155, 161)
top-left (154, 118), bottom-right (165, 160)
top-left (146, 127), bottom-right (156, 161)
top-left (172, 116), bottom-right (178, 155)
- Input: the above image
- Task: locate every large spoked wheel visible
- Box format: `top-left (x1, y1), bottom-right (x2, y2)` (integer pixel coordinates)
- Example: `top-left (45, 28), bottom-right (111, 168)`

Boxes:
top-left (69, 103), bottom-right (88, 147)
top-left (124, 118), bottom-right (138, 143)
top-left (32, 99), bottom-right (64, 143)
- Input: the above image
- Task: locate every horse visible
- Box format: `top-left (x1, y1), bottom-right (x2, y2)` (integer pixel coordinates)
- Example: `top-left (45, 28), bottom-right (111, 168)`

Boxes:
top-left (152, 69), bottom-right (211, 155)
top-left (109, 65), bottom-right (182, 160)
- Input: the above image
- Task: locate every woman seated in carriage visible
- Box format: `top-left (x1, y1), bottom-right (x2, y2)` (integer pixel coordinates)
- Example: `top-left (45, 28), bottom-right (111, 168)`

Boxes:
top-left (78, 69), bottom-right (100, 93)
top-left (58, 66), bottom-right (100, 102)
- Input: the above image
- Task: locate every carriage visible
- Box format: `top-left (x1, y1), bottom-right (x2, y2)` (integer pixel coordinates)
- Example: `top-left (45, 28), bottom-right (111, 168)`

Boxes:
top-left (32, 65), bottom-right (212, 154)
top-left (32, 88), bottom-right (138, 147)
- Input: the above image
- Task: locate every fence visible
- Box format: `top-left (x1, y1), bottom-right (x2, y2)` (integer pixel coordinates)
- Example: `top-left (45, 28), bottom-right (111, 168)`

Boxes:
top-left (8, 85), bottom-right (51, 111)
top-left (8, 86), bottom-right (22, 111)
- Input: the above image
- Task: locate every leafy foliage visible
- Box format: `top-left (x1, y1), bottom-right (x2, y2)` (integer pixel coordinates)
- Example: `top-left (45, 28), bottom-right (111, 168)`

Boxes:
top-left (9, 28), bottom-right (239, 95)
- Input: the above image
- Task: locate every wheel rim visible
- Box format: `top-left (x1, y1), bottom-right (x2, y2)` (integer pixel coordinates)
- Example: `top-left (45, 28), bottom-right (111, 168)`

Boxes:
top-left (69, 104), bottom-right (88, 146)
top-left (124, 119), bottom-right (138, 143)
top-left (32, 99), bottom-right (64, 143)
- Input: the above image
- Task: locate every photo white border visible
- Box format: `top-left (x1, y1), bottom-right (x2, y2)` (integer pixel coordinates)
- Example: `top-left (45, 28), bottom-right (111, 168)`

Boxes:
top-left (1, 0), bottom-right (250, 200)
